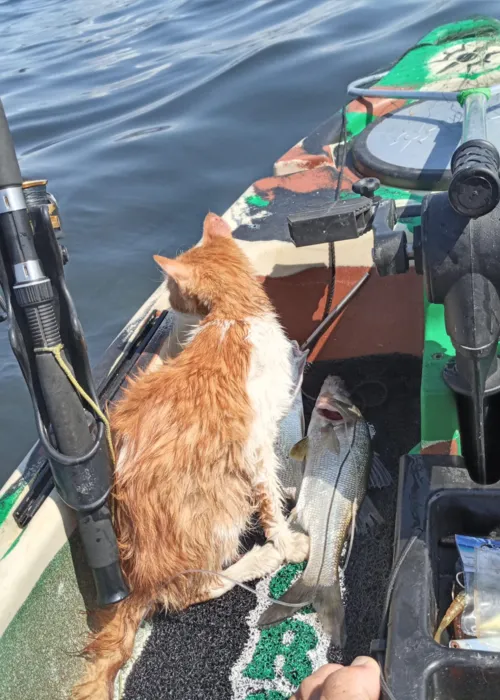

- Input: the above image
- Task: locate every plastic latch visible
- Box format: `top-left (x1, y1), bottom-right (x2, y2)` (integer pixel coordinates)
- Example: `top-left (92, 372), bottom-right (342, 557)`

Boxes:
top-left (353, 177), bottom-right (381, 198)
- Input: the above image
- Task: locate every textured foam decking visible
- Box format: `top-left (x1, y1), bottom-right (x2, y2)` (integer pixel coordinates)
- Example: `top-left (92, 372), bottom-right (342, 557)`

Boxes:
top-left (122, 354), bottom-right (421, 700)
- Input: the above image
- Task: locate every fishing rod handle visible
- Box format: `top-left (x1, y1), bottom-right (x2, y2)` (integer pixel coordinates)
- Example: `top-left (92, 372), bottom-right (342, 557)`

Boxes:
top-left (449, 93), bottom-right (500, 218)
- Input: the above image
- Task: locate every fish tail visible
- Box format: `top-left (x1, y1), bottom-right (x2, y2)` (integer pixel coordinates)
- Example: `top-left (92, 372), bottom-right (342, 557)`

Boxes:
top-left (314, 579), bottom-right (346, 647)
top-left (257, 577), bottom-right (346, 647)
top-left (257, 578), bottom-right (313, 628)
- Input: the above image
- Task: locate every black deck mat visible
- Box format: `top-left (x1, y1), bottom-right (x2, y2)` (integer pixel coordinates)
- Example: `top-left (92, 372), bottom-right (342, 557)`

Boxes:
top-left (123, 353), bottom-right (421, 700)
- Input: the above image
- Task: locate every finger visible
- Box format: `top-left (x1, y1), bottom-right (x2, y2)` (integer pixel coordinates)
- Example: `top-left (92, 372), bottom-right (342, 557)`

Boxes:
top-left (290, 664), bottom-right (344, 700)
top-left (320, 656), bottom-right (380, 700)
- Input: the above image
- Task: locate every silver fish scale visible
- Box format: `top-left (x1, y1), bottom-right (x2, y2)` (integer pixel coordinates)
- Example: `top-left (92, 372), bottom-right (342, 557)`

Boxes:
top-left (295, 418), bottom-right (371, 588)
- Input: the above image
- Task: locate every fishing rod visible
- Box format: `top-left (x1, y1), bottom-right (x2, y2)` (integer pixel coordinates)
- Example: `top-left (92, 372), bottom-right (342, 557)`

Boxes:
top-left (0, 99), bottom-right (129, 607)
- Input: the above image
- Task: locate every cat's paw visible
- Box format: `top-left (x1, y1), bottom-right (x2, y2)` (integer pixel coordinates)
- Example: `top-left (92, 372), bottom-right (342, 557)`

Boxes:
top-left (275, 529), bottom-right (309, 563)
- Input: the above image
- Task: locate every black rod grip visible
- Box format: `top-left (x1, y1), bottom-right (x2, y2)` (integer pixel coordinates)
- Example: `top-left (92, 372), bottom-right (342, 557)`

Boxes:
top-left (0, 99), bottom-right (22, 188)
top-left (449, 139), bottom-right (500, 218)
top-left (0, 208), bottom-right (39, 265)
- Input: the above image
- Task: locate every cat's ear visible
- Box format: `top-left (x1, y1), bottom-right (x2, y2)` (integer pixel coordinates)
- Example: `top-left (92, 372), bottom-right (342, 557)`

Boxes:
top-left (202, 212), bottom-right (232, 244)
top-left (153, 255), bottom-right (191, 284)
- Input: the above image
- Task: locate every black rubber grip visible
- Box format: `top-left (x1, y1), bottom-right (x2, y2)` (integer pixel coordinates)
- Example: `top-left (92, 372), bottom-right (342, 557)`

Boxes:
top-left (0, 100), bottom-right (22, 188)
top-left (14, 278), bottom-right (53, 307)
top-left (25, 302), bottom-right (61, 347)
top-left (449, 139), bottom-right (500, 218)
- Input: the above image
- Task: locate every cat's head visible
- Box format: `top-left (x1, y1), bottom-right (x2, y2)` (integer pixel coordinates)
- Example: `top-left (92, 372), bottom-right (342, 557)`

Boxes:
top-left (154, 212), bottom-right (262, 316)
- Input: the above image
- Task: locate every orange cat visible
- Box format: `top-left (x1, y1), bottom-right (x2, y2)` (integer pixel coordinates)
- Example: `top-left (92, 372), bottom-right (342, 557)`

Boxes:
top-left (72, 213), bottom-right (309, 700)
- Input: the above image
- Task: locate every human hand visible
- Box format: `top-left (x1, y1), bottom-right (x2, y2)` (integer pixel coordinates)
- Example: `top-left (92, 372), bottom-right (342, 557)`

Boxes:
top-left (290, 656), bottom-right (380, 700)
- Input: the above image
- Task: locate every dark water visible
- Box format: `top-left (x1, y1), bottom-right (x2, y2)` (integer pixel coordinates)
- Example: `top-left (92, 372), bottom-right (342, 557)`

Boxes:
top-left (0, 0), bottom-right (499, 484)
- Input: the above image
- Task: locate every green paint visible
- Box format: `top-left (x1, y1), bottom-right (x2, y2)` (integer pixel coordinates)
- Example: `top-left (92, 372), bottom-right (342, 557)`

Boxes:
top-left (0, 483), bottom-right (24, 527)
top-left (243, 619), bottom-right (317, 686)
top-left (375, 186), bottom-right (424, 204)
top-left (340, 187), bottom-right (424, 204)
top-left (377, 18), bottom-right (500, 90)
top-left (246, 195), bottom-right (270, 208)
top-left (421, 298), bottom-right (460, 449)
top-left (345, 111), bottom-right (376, 140)
top-left (1, 531), bottom-right (24, 561)
top-left (419, 17), bottom-right (500, 46)
top-left (457, 67), bottom-right (500, 82)
top-left (339, 191), bottom-right (360, 200)
top-left (247, 692), bottom-right (287, 700)
top-left (457, 87), bottom-right (492, 106)
top-left (398, 216), bottom-right (421, 234)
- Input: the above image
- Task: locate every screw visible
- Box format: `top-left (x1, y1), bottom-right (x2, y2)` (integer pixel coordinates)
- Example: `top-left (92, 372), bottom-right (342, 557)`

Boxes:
top-left (60, 244), bottom-right (69, 265)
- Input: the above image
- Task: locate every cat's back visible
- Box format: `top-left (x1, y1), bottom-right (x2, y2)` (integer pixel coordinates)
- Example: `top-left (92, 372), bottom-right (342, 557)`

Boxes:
top-left (112, 318), bottom-right (255, 466)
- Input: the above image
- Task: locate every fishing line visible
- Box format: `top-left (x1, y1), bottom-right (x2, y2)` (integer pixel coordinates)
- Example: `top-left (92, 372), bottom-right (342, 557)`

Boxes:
top-left (160, 569), bottom-right (314, 609)
top-left (341, 419), bottom-right (358, 574)
top-left (303, 415), bottom-right (358, 611)
top-left (372, 530), bottom-right (422, 700)
top-left (319, 103), bottom-right (347, 326)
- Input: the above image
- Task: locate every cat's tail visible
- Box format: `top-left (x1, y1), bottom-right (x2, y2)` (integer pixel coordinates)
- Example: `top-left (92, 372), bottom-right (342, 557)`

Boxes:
top-left (72, 594), bottom-right (148, 700)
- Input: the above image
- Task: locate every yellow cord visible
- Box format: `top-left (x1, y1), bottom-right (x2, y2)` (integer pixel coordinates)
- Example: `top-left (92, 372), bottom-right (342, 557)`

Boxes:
top-left (34, 343), bottom-right (115, 464)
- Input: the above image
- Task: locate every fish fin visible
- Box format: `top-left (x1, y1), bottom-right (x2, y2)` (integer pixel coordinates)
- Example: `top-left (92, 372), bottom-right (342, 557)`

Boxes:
top-left (315, 580), bottom-right (346, 648)
top-left (368, 453), bottom-right (392, 490)
top-left (257, 578), bottom-right (312, 628)
top-left (323, 428), bottom-right (340, 454)
top-left (347, 405), bottom-right (362, 419)
top-left (368, 422), bottom-right (376, 439)
top-left (290, 437), bottom-right (309, 461)
top-left (356, 495), bottom-right (384, 535)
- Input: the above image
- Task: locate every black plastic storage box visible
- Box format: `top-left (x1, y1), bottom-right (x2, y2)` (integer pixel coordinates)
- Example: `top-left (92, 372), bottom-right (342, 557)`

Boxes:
top-left (385, 454), bottom-right (500, 699)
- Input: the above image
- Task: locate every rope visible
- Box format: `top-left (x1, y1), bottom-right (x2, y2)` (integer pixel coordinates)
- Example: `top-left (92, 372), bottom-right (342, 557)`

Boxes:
top-left (34, 343), bottom-right (115, 464)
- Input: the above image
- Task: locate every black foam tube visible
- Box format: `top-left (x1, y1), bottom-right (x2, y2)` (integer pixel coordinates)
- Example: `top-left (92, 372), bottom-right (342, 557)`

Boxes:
top-left (449, 93), bottom-right (500, 218)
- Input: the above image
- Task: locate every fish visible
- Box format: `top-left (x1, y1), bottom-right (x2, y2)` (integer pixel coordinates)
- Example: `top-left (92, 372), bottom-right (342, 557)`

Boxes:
top-left (275, 340), bottom-right (309, 501)
top-left (258, 374), bottom-right (391, 646)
